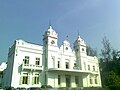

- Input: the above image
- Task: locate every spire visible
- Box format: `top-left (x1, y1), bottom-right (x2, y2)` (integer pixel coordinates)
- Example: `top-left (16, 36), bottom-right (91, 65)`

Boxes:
top-left (77, 35), bottom-right (81, 40)
top-left (77, 32), bottom-right (81, 41)
top-left (66, 35), bottom-right (69, 40)
top-left (78, 30), bottom-right (80, 36)
top-left (49, 19), bottom-right (51, 26)
top-left (48, 20), bottom-right (53, 30)
top-left (49, 25), bottom-right (53, 30)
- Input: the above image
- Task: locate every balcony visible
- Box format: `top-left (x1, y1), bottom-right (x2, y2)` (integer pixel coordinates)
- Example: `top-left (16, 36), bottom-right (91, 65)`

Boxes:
top-left (48, 67), bottom-right (99, 75)
top-left (22, 64), bottom-right (43, 71)
top-left (48, 67), bottom-right (90, 74)
top-left (90, 70), bottom-right (99, 74)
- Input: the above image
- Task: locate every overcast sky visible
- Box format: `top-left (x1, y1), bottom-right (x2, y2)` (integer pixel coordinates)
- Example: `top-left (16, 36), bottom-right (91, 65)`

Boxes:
top-left (0, 0), bottom-right (120, 62)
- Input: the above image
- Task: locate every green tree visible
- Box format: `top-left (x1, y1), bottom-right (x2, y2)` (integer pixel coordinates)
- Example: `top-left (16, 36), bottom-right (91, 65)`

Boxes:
top-left (105, 71), bottom-right (120, 86)
top-left (100, 36), bottom-right (120, 87)
top-left (86, 45), bottom-right (97, 56)
top-left (101, 36), bottom-right (112, 62)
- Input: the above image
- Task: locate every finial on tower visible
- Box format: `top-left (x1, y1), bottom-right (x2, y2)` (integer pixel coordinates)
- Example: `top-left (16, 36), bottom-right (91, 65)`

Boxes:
top-left (48, 20), bottom-right (53, 29)
top-left (77, 30), bottom-right (80, 36)
top-left (49, 19), bottom-right (51, 26)
top-left (77, 30), bottom-right (81, 40)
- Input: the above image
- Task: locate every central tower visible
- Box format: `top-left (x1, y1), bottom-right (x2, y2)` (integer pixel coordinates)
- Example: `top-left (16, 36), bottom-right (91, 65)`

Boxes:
top-left (74, 34), bottom-right (87, 70)
top-left (43, 25), bottom-right (58, 46)
top-left (43, 25), bottom-right (59, 85)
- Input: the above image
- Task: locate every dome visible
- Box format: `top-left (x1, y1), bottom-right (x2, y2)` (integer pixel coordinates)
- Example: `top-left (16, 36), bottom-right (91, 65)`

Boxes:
top-left (63, 40), bottom-right (70, 46)
top-left (74, 34), bottom-right (86, 46)
top-left (43, 25), bottom-right (58, 39)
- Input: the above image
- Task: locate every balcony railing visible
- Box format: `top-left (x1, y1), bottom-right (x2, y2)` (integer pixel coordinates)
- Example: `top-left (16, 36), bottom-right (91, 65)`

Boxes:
top-left (22, 64), bottom-right (43, 71)
top-left (73, 66), bottom-right (80, 70)
top-left (48, 67), bottom-right (99, 75)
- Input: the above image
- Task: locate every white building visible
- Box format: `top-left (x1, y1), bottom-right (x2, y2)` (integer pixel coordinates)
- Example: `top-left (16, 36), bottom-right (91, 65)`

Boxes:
top-left (0, 62), bottom-right (7, 87)
top-left (3, 25), bottom-right (101, 88)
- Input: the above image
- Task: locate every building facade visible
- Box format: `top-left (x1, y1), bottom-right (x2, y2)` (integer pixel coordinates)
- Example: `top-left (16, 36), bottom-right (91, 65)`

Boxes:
top-left (3, 26), bottom-right (101, 88)
top-left (0, 62), bottom-right (7, 87)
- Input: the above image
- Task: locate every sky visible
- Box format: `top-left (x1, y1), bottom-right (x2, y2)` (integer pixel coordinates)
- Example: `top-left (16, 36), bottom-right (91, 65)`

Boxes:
top-left (0, 0), bottom-right (120, 62)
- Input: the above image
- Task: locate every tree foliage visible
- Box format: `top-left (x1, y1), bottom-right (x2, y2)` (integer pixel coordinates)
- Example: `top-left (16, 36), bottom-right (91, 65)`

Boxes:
top-left (101, 36), bottom-right (112, 62)
top-left (100, 36), bottom-right (120, 87)
top-left (86, 45), bottom-right (97, 56)
top-left (102, 71), bottom-right (120, 86)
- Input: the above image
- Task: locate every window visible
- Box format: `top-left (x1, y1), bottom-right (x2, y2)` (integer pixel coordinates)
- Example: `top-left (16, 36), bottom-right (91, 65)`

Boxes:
top-left (82, 48), bottom-right (84, 51)
top-left (74, 63), bottom-right (77, 67)
top-left (95, 76), bottom-right (98, 84)
top-left (76, 49), bottom-right (79, 52)
top-left (73, 63), bottom-right (78, 69)
top-left (66, 62), bottom-right (69, 69)
top-left (33, 77), bottom-right (39, 84)
top-left (23, 76), bottom-right (28, 84)
top-left (52, 56), bottom-right (55, 60)
top-left (32, 74), bottom-right (39, 84)
top-left (93, 66), bottom-right (95, 71)
top-left (75, 76), bottom-right (79, 86)
top-left (23, 56), bottom-right (29, 65)
top-left (58, 75), bottom-right (60, 85)
top-left (52, 56), bottom-right (55, 68)
top-left (51, 40), bottom-right (55, 44)
top-left (66, 75), bottom-right (71, 87)
top-left (88, 65), bottom-right (90, 70)
top-left (20, 73), bottom-right (29, 85)
top-left (58, 61), bottom-right (60, 68)
top-left (65, 47), bottom-right (68, 50)
top-left (35, 58), bottom-right (40, 65)
top-left (90, 77), bottom-right (92, 84)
